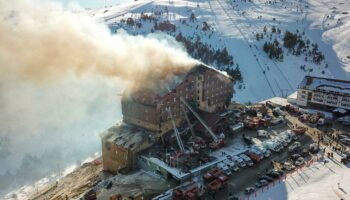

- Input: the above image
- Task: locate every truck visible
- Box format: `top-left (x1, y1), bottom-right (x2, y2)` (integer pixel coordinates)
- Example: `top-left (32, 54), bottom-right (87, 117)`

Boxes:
top-left (292, 127), bottom-right (307, 135)
top-left (172, 184), bottom-right (203, 200)
top-left (203, 168), bottom-right (229, 193)
top-left (203, 168), bottom-right (222, 182)
top-left (245, 151), bottom-right (261, 163)
top-left (230, 122), bottom-right (244, 133)
top-left (207, 175), bottom-right (229, 192)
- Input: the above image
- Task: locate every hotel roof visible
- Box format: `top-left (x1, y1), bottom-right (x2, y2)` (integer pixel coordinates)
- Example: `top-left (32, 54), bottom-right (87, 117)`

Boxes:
top-left (299, 76), bottom-right (350, 95)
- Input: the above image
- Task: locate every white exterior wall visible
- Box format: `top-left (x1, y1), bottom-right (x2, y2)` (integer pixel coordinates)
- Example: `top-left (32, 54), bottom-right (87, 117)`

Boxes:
top-left (296, 89), bottom-right (308, 106)
top-left (311, 91), bottom-right (350, 110)
top-left (296, 88), bottom-right (350, 110)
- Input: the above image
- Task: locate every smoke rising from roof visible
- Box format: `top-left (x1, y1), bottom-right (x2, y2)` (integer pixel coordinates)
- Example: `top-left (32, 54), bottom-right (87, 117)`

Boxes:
top-left (0, 0), bottom-right (197, 195)
top-left (0, 0), bottom-right (197, 85)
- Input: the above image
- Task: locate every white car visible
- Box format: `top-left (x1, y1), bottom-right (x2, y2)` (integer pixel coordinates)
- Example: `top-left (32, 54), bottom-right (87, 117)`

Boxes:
top-left (223, 159), bottom-right (239, 172)
top-left (252, 145), bottom-right (271, 158)
top-left (217, 162), bottom-right (232, 176)
top-left (239, 154), bottom-right (254, 167)
top-left (232, 155), bottom-right (246, 168)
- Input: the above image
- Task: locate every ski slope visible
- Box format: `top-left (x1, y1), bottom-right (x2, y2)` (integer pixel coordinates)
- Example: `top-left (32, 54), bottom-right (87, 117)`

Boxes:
top-left (85, 0), bottom-right (350, 103)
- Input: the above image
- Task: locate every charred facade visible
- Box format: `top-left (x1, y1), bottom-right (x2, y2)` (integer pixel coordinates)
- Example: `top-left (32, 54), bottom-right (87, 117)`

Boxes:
top-left (121, 64), bottom-right (234, 135)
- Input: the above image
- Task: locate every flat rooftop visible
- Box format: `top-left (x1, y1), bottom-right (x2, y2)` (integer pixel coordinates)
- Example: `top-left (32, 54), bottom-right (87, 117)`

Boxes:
top-left (100, 123), bottom-right (152, 150)
top-left (299, 76), bottom-right (350, 95)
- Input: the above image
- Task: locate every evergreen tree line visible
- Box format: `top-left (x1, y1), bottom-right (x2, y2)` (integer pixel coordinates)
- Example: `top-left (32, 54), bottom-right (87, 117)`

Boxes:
top-left (283, 31), bottom-right (325, 64)
top-left (263, 39), bottom-right (283, 60)
top-left (175, 32), bottom-right (242, 82)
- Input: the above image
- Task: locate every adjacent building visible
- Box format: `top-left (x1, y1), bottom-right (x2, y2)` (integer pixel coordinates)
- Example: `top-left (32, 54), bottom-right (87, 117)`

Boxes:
top-left (296, 76), bottom-right (350, 110)
top-left (100, 123), bottom-right (154, 173)
top-left (121, 64), bottom-right (234, 135)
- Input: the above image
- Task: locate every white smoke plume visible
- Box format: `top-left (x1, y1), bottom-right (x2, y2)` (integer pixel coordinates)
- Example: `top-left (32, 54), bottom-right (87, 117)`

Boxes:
top-left (0, 0), bottom-right (197, 195)
top-left (0, 0), bottom-right (197, 85)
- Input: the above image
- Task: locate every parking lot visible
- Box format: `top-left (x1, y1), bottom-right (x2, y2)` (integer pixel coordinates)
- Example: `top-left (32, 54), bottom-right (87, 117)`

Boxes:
top-left (153, 102), bottom-right (350, 200)
top-left (200, 119), bottom-right (315, 199)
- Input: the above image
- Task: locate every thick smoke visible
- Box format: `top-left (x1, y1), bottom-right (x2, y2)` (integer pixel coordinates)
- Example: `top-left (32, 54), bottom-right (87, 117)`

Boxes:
top-left (0, 0), bottom-right (197, 85)
top-left (0, 0), bottom-right (197, 196)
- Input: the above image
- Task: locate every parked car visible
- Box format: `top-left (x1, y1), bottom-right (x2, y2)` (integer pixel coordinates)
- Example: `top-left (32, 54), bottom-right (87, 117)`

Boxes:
top-left (223, 159), bottom-right (239, 172)
top-left (244, 187), bottom-right (255, 194)
top-left (239, 154), bottom-right (254, 167)
top-left (257, 130), bottom-right (269, 138)
top-left (282, 162), bottom-right (296, 171)
top-left (245, 151), bottom-right (262, 163)
top-left (301, 148), bottom-right (309, 157)
top-left (252, 145), bottom-right (271, 158)
top-left (337, 116), bottom-right (350, 126)
top-left (271, 116), bottom-right (285, 125)
top-left (266, 171), bottom-right (281, 179)
top-left (249, 148), bottom-right (264, 159)
top-left (243, 136), bottom-right (254, 145)
top-left (258, 175), bottom-right (274, 182)
top-left (309, 143), bottom-right (319, 153)
top-left (273, 107), bottom-right (286, 117)
top-left (217, 162), bottom-right (232, 176)
top-left (260, 179), bottom-right (269, 187)
top-left (295, 157), bottom-right (305, 166)
top-left (290, 154), bottom-right (302, 160)
top-left (280, 133), bottom-right (292, 143)
top-left (265, 140), bottom-right (282, 152)
top-left (340, 138), bottom-right (350, 145)
top-left (231, 155), bottom-right (246, 168)
top-left (288, 142), bottom-right (301, 153)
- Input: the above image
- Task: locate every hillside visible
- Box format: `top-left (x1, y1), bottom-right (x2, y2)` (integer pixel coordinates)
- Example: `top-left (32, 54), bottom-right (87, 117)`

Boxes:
top-left (85, 0), bottom-right (350, 103)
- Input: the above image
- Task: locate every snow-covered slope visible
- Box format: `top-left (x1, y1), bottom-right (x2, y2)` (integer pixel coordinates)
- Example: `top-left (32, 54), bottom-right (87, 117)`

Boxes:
top-left (85, 0), bottom-right (350, 103)
top-left (253, 157), bottom-right (350, 200)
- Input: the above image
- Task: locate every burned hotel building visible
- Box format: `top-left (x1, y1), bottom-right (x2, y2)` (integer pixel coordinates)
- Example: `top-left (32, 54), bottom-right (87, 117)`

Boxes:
top-left (101, 64), bottom-right (234, 173)
top-left (121, 64), bottom-right (234, 135)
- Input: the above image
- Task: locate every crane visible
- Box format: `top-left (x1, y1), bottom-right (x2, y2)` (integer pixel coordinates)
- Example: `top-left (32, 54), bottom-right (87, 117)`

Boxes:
top-left (181, 104), bottom-right (196, 138)
top-left (166, 107), bottom-right (185, 153)
top-left (179, 97), bottom-right (220, 143)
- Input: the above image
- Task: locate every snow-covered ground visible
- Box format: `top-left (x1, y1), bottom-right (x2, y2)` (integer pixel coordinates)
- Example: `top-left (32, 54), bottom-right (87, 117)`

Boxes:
top-left (84, 0), bottom-right (350, 103)
top-left (3, 0), bottom-right (350, 198)
top-left (250, 155), bottom-right (350, 200)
